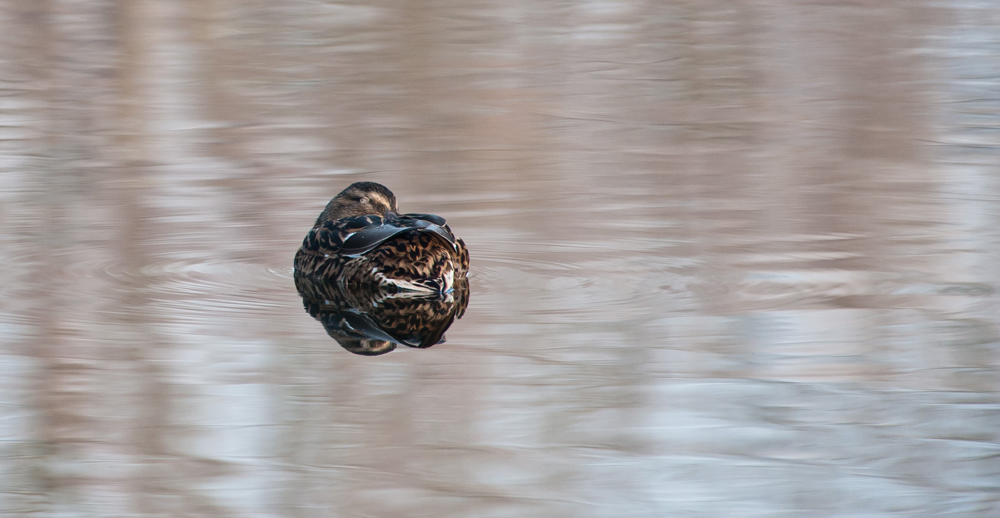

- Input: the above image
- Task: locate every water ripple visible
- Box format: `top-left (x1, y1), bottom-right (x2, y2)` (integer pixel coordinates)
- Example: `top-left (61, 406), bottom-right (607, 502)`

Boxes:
top-left (53, 254), bottom-right (295, 312)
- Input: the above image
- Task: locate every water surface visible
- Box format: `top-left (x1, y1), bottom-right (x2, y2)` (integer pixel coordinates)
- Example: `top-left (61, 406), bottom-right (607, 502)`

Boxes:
top-left (0, 1), bottom-right (999, 516)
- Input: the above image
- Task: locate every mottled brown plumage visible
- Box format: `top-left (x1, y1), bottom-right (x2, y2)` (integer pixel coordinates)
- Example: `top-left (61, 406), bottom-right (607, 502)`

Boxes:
top-left (294, 181), bottom-right (470, 296)
top-left (293, 182), bottom-right (470, 355)
top-left (296, 273), bottom-right (469, 355)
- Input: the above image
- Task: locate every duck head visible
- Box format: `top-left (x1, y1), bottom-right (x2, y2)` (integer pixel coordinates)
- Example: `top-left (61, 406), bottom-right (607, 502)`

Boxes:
top-left (314, 181), bottom-right (399, 226)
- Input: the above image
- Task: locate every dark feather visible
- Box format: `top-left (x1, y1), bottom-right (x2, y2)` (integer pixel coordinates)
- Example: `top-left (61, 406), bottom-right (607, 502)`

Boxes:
top-left (293, 182), bottom-right (470, 354)
top-left (296, 273), bottom-right (469, 354)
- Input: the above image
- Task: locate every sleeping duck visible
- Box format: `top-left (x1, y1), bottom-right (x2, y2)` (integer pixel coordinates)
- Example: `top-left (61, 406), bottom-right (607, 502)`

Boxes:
top-left (293, 181), bottom-right (470, 295)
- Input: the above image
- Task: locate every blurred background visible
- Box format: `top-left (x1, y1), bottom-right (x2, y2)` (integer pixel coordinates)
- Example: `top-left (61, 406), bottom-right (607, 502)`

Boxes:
top-left (1, 0), bottom-right (999, 516)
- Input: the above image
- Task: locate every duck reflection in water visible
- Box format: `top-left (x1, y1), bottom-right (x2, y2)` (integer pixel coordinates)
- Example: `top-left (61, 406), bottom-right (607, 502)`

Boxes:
top-left (295, 275), bottom-right (469, 355)
top-left (294, 182), bottom-right (470, 355)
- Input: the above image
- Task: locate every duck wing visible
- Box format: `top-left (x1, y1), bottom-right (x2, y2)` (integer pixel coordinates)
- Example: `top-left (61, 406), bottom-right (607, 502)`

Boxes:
top-left (302, 213), bottom-right (460, 257)
top-left (339, 224), bottom-right (411, 256)
top-left (399, 212), bottom-right (446, 225)
top-left (301, 214), bottom-right (385, 255)
top-left (394, 213), bottom-right (459, 248)
top-left (338, 213), bottom-right (460, 256)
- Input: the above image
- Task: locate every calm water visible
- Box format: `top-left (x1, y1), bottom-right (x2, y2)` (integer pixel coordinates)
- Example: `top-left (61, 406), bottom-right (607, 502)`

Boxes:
top-left (1, 1), bottom-right (999, 516)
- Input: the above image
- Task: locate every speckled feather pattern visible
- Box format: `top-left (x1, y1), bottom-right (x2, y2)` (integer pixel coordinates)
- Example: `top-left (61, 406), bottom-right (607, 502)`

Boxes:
top-left (296, 274), bottom-right (469, 353)
top-left (293, 207), bottom-right (469, 294)
top-left (293, 182), bottom-right (470, 354)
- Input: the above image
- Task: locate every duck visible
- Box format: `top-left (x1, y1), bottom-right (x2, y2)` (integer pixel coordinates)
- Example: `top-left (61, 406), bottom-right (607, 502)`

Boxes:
top-left (293, 181), bottom-right (470, 295)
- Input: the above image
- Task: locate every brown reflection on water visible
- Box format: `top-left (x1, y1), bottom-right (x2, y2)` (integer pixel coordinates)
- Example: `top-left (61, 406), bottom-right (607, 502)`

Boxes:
top-left (295, 273), bottom-right (470, 355)
top-left (1, 0), bottom-right (999, 516)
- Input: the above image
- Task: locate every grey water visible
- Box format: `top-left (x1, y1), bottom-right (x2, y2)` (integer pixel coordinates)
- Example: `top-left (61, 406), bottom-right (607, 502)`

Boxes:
top-left (1, 1), bottom-right (999, 516)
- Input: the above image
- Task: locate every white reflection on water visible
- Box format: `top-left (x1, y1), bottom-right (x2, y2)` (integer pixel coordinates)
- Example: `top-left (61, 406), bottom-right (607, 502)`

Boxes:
top-left (0, 0), bottom-right (999, 516)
